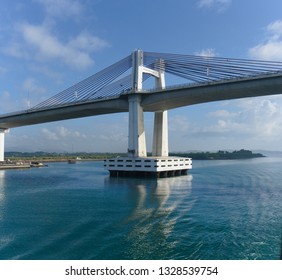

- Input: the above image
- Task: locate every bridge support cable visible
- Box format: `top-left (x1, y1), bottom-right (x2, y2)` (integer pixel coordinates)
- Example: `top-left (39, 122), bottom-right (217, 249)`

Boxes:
top-left (26, 50), bottom-right (282, 113)
top-left (27, 51), bottom-right (282, 112)
top-left (88, 74), bottom-right (132, 99)
top-left (143, 51), bottom-right (282, 86)
top-left (31, 55), bottom-right (132, 110)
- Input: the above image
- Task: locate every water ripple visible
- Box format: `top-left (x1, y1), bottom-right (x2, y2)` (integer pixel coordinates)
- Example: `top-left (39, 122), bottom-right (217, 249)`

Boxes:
top-left (0, 159), bottom-right (281, 259)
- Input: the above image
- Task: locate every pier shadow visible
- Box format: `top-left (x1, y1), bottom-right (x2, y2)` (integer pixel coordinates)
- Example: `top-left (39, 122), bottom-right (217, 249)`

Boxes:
top-left (0, 171), bottom-right (5, 195)
top-left (0, 171), bottom-right (6, 221)
top-left (103, 175), bottom-right (193, 259)
top-left (280, 232), bottom-right (282, 260)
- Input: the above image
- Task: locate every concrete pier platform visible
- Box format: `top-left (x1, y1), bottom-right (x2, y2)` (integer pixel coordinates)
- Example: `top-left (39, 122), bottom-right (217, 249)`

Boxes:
top-left (0, 162), bottom-right (30, 169)
top-left (104, 156), bottom-right (192, 178)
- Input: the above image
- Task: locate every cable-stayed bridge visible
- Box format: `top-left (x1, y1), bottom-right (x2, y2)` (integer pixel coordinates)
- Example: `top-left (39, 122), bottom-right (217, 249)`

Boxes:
top-left (1, 50), bottom-right (282, 176)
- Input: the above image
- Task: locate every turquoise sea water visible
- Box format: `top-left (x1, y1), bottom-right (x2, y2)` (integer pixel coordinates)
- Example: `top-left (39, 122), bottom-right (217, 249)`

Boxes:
top-left (0, 158), bottom-right (281, 260)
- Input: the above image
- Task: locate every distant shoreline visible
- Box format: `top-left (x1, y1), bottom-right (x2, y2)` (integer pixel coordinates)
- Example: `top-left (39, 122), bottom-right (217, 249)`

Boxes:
top-left (4, 149), bottom-right (265, 162)
top-left (170, 149), bottom-right (265, 160)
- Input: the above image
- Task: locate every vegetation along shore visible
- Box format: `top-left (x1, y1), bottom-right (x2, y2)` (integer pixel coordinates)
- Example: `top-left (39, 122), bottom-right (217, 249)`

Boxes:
top-left (3, 149), bottom-right (265, 162)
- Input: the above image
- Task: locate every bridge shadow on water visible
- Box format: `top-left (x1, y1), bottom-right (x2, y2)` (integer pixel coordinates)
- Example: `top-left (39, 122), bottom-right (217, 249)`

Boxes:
top-left (280, 232), bottom-right (282, 260)
top-left (103, 175), bottom-right (193, 259)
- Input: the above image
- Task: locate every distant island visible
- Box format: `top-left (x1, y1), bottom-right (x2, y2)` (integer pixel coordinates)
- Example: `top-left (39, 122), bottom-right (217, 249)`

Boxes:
top-left (170, 149), bottom-right (265, 160)
top-left (5, 149), bottom-right (265, 161)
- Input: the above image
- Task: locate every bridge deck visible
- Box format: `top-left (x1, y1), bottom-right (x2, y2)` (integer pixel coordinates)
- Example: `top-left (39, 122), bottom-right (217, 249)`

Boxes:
top-left (141, 72), bottom-right (282, 111)
top-left (1, 73), bottom-right (282, 129)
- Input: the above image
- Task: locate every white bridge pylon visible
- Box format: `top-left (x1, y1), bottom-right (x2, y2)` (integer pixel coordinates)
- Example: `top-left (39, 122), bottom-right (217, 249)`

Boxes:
top-left (128, 49), bottom-right (168, 158)
top-left (0, 129), bottom-right (8, 162)
top-left (104, 50), bottom-right (192, 178)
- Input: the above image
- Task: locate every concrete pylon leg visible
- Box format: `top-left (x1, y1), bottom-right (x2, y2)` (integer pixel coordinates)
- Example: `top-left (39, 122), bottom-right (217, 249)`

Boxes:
top-left (0, 130), bottom-right (5, 162)
top-left (128, 95), bottom-right (147, 157)
top-left (152, 110), bottom-right (168, 157)
top-left (152, 58), bottom-right (168, 157)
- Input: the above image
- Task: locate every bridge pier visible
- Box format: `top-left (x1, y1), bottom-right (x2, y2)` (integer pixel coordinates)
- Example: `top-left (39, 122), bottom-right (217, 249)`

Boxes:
top-left (152, 58), bottom-right (168, 157)
top-left (152, 110), bottom-right (168, 157)
top-left (105, 50), bottom-right (192, 177)
top-left (128, 94), bottom-right (147, 157)
top-left (104, 157), bottom-right (192, 178)
top-left (0, 129), bottom-right (8, 162)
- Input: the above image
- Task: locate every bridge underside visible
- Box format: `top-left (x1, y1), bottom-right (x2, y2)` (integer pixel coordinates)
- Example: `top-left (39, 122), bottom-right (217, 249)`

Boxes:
top-left (142, 73), bottom-right (282, 112)
top-left (0, 98), bottom-right (129, 129)
top-left (0, 73), bottom-right (282, 129)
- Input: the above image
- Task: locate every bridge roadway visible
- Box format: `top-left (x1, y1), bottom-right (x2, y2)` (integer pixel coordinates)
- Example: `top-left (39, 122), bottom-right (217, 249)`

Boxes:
top-left (1, 72), bottom-right (282, 129)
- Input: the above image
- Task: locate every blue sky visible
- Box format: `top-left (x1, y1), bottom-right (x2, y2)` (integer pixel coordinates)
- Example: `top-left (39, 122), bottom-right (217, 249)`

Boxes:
top-left (1, 0), bottom-right (282, 153)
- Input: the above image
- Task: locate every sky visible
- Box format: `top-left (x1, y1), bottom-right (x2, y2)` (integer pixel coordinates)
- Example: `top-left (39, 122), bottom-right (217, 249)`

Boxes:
top-left (1, 0), bottom-right (282, 153)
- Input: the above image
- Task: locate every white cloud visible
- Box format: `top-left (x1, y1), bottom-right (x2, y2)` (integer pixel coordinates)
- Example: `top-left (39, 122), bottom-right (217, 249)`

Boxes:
top-left (3, 1), bottom-right (109, 70)
top-left (36, 0), bottom-right (83, 19)
top-left (249, 20), bottom-right (282, 60)
top-left (204, 97), bottom-right (282, 139)
top-left (197, 0), bottom-right (232, 12)
top-left (29, 65), bottom-right (64, 85)
top-left (22, 78), bottom-right (46, 95)
top-left (198, 0), bottom-right (213, 8)
top-left (0, 91), bottom-right (12, 112)
top-left (209, 109), bottom-right (238, 119)
top-left (237, 98), bottom-right (282, 137)
top-left (267, 20), bottom-right (282, 39)
top-left (167, 96), bottom-right (282, 152)
top-left (57, 126), bottom-right (70, 138)
top-left (22, 78), bottom-right (47, 108)
top-left (42, 127), bottom-right (59, 140)
top-left (2, 41), bottom-right (30, 59)
top-left (18, 22), bottom-right (108, 69)
top-left (57, 126), bottom-right (86, 138)
top-left (0, 90), bottom-right (26, 113)
top-left (169, 115), bottom-right (190, 132)
top-left (249, 42), bottom-right (282, 61)
top-left (68, 32), bottom-right (109, 52)
top-left (96, 132), bottom-right (127, 142)
top-left (195, 48), bottom-right (216, 57)
top-left (42, 126), bottom-right (86, 141)
top-left (38, 123), bottom-right (128, 152)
